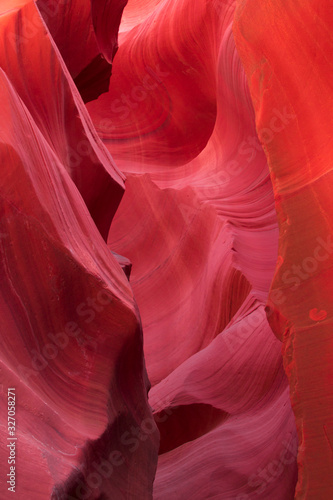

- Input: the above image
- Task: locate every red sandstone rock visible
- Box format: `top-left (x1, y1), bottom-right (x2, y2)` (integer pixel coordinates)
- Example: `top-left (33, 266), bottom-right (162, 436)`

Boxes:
top-left (2, 0), bottom-right (321, 498)
top-left (234, 1), bottom-right (333, 497)
top-left (0, 2), bottom-right (158, 499)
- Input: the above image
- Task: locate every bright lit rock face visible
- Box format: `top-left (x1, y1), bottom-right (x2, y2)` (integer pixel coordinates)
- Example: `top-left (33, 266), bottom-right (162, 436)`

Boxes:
top-left (234, 2), bottom-right (333, 498)
top-left (88, 0), bottom-right (298, 498)
top-left (3, 0), bottom-right (329, 499)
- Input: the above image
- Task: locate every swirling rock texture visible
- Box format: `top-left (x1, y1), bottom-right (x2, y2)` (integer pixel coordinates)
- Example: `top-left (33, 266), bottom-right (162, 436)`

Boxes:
top-left (88, 0), bottom-right (298, 498)
top-left (0, 1), bottom-right (158, 499)
top-left (1, 0), bottom-right (329, 499)
top-left (234, 1), bottom-right (333, 498)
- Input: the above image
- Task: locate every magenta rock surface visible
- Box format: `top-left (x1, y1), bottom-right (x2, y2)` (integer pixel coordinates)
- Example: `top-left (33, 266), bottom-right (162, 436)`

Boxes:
top-left (0, 2), bottom-right (158, 499)
top-left (0, 0), bottom-right (301, 499)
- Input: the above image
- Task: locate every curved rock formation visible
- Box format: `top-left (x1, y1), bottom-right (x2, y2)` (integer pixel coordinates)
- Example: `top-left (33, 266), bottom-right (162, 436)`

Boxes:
top-left (4, 0), bottom-right (327, 498)
top-left (0, 2), bottom-right (158, 499)
top-left (234, 1), bottom-right (333, 498)
top-left (37, 0), bottom-right (127, 103)
top-left (92, 0), bottom-right (298, 498)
